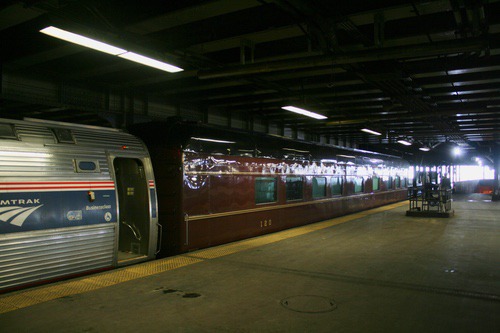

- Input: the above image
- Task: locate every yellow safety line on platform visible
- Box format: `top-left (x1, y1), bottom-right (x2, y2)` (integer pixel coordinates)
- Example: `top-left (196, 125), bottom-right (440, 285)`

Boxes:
top-left (0, 256), bottom-right (203, 314)
top-left (0, 200), bottom-right (407, 314)
top-left (188, 201), bottom-right (407, 260)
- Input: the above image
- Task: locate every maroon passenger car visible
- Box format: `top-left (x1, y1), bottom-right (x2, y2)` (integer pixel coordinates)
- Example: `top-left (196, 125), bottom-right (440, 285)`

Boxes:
top-left (130, 120), bottom-right (409, 257)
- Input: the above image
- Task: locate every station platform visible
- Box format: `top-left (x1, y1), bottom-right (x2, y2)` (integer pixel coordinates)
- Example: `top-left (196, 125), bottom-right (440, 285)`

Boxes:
top-left (1, 193), bottom-right (499, 332)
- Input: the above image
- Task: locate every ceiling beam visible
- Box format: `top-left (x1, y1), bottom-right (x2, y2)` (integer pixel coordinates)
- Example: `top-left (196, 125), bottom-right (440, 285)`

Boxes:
top-left (0, 2), bottom-right (46, 31)
top-left (198, 37), bottom-right (488, 79)
top-left (125, 0), bottom-right (262, 34)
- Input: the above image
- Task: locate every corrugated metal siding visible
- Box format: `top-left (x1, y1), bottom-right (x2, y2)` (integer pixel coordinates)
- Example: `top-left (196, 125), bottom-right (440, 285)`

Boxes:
top-left (0, 224), bottom-right (115, 291)
top-left (15, 124), bottom-right (57, 144)
top-left (71, 128), bottom-right (146, 153)
top-left (0, 148), bottom-right (110, 179)
top-left (0, 119), bottom-right (148, 179)
top-left (0, 119), bottom-right (152, 291)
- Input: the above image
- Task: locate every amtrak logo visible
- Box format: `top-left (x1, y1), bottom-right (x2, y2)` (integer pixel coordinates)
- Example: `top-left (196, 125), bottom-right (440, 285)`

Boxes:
top-left (0, 205), bottom-right (44, 227)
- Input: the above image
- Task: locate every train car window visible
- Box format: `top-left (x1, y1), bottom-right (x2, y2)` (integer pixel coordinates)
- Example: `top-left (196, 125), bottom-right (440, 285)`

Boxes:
top-left (385, 176), bottom-right (393, 189)
top-left (373, 176), bottom-right (380, 191)
top-left (395, 176), bottom-right (401, 188)
top-left (0, 124), bottom-right (17, 139)
top-left (354, 177), bottom-right (364, 193)
top-left (312, 177), bottom-right (326, 198)
top-left (331, 176), bottom-right (343, 195)
top-left (385, 177), bottom-right (392, 190)
top-left (75, 160), bottom-right (101, 173)
top-left (255, 177), bottom-right (277, 204)
top-left (286, 176), bottom-right (303, 201)
top-left (401, 177), bottom-right (407, 188)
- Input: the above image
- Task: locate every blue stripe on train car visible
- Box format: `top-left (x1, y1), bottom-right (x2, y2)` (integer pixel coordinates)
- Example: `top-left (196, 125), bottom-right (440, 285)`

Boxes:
top-left (0, 190), bottom-right (117, 234)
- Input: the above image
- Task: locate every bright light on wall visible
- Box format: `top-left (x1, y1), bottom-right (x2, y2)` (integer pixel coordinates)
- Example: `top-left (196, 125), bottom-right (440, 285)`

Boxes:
top-left (281, 106), bottom-right (327, 120)
top-left (40, 26), bottom-right (183, 73)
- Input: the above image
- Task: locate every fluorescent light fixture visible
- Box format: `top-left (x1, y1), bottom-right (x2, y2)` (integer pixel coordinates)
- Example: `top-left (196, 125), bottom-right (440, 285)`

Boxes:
top-left (419, 147), bottom-right (431, 151)
top-left (361, 128), bottom-right (382, 136)
top-left (453, 147), bottom-right (462, 156)
top-left (397, 139), bottom-right (412, 146)
top-left (191, 137), bottom-right (235, 144)
top-left (40, 26), bottom-right (126, 55)
top-left (118, 52), bottom-right (183, 73)
top-left (40, 26), bottom-right (183, 73)
top-left (337, 154), bottom-right (356, 159)
top-left (320, 159), bottom-right (338, 164)
top-left (282, 106), bottom-right (327, 120)
top-left (283, 148), bottom-right (309, 153)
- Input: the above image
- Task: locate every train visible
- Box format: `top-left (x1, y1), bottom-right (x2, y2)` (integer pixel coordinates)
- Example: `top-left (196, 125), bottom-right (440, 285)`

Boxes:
top-left (0, 117), bottom-right (408, 292)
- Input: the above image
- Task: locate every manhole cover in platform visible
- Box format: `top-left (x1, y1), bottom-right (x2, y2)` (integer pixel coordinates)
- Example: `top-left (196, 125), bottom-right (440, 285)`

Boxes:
top-left (280, 295), bottom-right (337, 313)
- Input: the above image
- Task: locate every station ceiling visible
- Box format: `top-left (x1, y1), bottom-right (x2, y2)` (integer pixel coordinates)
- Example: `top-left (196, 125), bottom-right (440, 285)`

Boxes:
top-left (1, 0), bottom-right (499, 165)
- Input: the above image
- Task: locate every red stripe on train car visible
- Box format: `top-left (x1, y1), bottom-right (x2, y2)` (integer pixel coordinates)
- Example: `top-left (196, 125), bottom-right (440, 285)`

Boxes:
top-left (0, 181), bottom-right (114, 185)
top-left (1, 181), bottom-right (115, 191)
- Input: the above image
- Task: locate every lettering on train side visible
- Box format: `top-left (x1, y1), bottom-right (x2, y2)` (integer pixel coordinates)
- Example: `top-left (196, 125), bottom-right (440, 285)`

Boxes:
top-left (260, 219), bottom-right (272, 228)
top-left (85, 204), bottom-right (112, 211)
top-left (0, 198), bottom-right (41, 205)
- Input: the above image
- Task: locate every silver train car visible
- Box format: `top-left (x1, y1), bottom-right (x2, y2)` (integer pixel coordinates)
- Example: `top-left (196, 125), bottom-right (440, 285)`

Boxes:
top-left (0, 118), bottom-right (158, 292)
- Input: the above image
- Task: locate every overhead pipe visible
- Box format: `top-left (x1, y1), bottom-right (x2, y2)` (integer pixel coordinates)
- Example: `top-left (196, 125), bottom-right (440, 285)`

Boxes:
top-left (198, 38), bottom-right (488, 79)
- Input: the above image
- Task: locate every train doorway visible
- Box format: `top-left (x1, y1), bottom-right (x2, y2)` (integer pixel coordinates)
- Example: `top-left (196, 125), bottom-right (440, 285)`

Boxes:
top-left (113, 157), bottom-right (150, 263)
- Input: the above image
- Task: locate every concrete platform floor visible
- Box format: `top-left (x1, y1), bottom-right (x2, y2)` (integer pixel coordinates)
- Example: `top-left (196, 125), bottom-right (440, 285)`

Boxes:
top-left (0, 194), bottom-right (499, 332)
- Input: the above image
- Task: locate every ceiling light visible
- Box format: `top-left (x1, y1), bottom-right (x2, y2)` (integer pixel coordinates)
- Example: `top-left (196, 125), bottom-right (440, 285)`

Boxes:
top-left (419, 147), bottom-right (431, 151)
top-left (282, 106), bottom-right (327, 120)
top-left (283, 148), bottom-right (310, 153)
top-left (40, 26), bottom-right (127, 55)
top-left (320, 159), bottom-right (338, 163)
top-left (191, 137), bottom-right (235, 144)
top-left (397, 139), bottom-right (412, 146)
top-left (191, 137), bottom-right (236, 143)
top-left (337, 154), bottom-right (356, 159)
top-left (361, 128), bottom-right (382, 136)
top-left (118, 52), bottom-right (183, 73)
top-left (40, 26), bottom-right (183, 73)
top-left (453, 147), bottom-right (462, 156)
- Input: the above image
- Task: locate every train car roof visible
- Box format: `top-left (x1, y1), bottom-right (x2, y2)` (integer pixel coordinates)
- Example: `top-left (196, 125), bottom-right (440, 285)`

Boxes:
top-left (0, 117), bottom-right (148, 155)
top-left (130, 119), bottom-right (409, 167)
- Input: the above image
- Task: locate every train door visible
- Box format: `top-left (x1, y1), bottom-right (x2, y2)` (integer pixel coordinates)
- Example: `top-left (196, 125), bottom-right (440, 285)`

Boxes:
top-left (113, 157), bottom-right (151, 263)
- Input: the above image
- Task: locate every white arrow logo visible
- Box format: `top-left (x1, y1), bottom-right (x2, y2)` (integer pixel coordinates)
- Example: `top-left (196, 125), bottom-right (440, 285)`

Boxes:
top-left (0, 205), bottom-right (44, 227)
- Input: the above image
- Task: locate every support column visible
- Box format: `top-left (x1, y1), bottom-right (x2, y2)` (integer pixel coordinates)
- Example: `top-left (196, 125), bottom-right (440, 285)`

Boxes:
top-left (493, 145), bottom-right (500, 201)
top-left (374, 12), bottom-right (385, 48)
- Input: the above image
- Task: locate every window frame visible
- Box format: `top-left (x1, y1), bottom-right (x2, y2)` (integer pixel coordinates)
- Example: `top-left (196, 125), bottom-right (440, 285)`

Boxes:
top-left (285, 176), bottom-right (304, 201)
top-left (53, 128), bottom-right (76, 144)
top-left (331, 176), bottom-right (343, 196)
top-left (353, 176), bottom-right (364, 193)
top-left (312, 176), bottom-right (327, 199)
top-left (0, 124), bottom-right (18, 140)
top-left (372, 176), bottom-right (380, 191)
top-left (385, 176), bottom-right (393, 190)
top-left (75, 159), bottom-right (101, 173)
top-left (255, 176), bottom-right (278, 204)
